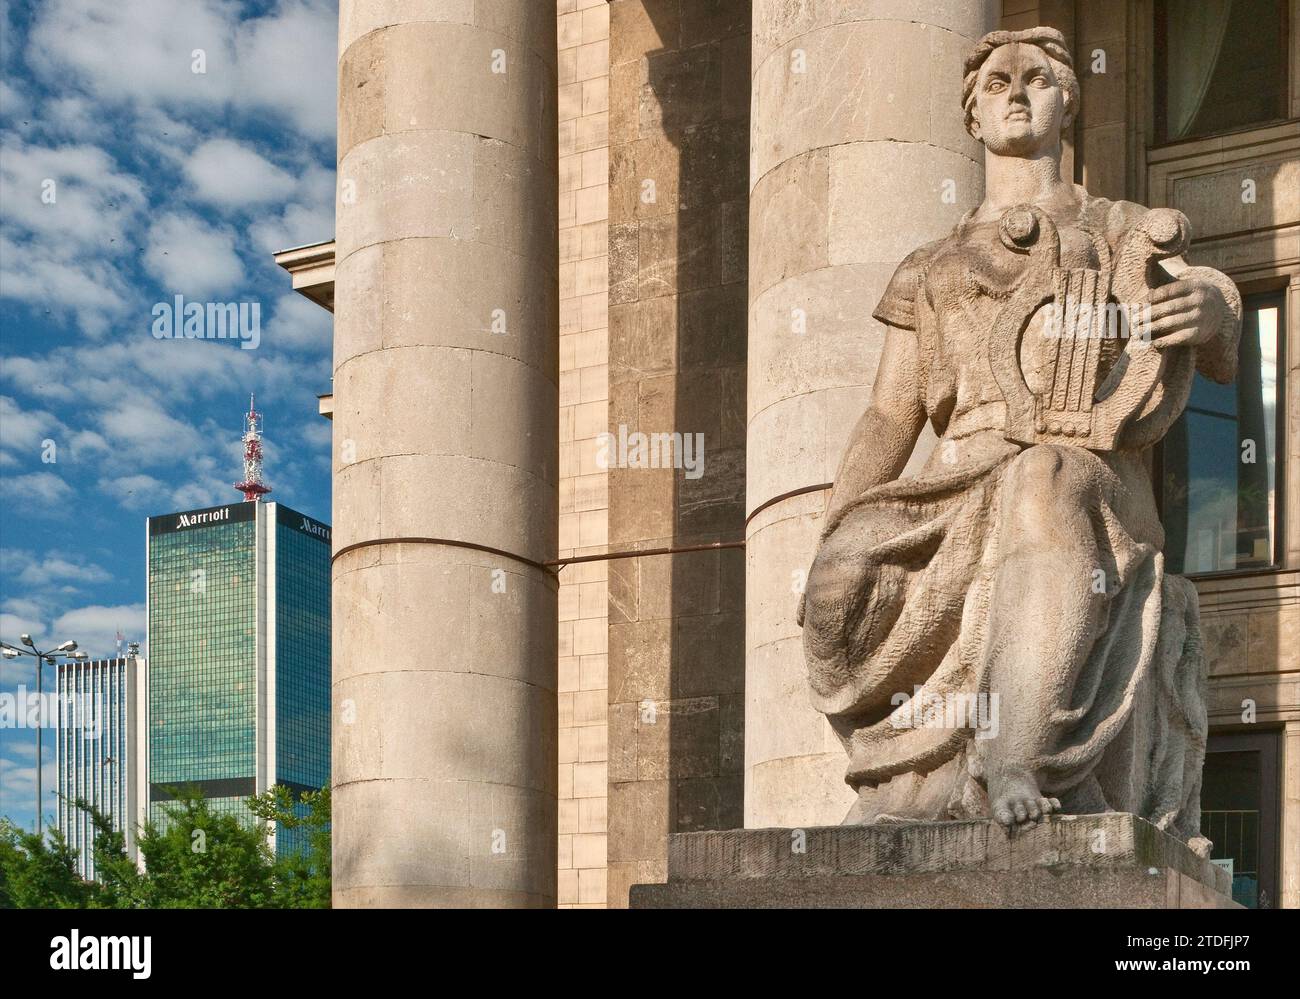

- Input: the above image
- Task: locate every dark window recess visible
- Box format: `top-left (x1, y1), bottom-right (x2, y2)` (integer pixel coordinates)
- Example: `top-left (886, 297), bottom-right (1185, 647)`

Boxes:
top-left (150, 777), bottom-right (256, 802)
top-left (1155, 0), bottom-right (1289, 143)
top-left (1160, 291), bottom-right (1284, 575)
top-left (1200, 732), bottom-right (1281, 908)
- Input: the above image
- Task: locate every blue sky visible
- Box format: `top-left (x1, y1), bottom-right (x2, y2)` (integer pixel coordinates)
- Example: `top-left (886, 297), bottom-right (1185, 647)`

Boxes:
top-left (0, 0), bottom-right (337, 832)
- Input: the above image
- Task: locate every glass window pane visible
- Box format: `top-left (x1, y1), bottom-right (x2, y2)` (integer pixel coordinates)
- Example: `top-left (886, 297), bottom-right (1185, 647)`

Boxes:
top-left (1201, 750), bottom-right (1263, 907)
top-left (1156, 0), bottom-right (1288, 142)
top-left (1161, 295), bottom-right (1281, 574)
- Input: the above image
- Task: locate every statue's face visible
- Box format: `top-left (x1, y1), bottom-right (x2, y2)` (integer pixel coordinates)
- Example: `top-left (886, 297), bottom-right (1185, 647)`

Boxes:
top-left (971, 43), bottom-right (1066, 157)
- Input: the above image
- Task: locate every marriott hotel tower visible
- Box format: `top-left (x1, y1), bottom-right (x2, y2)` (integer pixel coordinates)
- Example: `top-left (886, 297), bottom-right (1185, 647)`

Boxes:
top-left (145, 499), bottom-right (330, 853)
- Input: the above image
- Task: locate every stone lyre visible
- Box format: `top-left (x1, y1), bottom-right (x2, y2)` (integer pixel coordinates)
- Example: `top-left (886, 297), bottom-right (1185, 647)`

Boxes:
top-left (988, 203), bottom-right (1198, 451)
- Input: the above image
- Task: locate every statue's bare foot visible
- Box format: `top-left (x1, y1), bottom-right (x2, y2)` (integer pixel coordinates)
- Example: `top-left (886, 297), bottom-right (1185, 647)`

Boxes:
top-left (988, 771), bottom-right (1060, 828)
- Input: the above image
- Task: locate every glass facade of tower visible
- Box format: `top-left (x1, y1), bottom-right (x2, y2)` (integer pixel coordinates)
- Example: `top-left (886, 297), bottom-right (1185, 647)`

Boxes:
top-left (148, 503), bottom-right (257, 830)
top-left (271, 503), bottom-right (331, 855)
top-left (146, 501), bottom-right (329, 856)
top-left (274, 504), bottom-right (330, 793)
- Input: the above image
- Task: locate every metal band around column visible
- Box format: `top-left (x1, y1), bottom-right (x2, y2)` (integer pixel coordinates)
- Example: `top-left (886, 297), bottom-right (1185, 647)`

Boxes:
top-left (332, 536), bottom-right (554, 575)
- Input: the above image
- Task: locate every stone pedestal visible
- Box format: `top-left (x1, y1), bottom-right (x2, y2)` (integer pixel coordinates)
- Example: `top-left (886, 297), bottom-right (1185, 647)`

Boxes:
top-left (629, 814), bottom-right (1238, 908)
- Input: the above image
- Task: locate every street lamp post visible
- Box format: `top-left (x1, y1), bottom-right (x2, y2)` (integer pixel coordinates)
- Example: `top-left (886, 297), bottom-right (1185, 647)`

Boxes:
top-left (1, 635), bottom-right (87, 834)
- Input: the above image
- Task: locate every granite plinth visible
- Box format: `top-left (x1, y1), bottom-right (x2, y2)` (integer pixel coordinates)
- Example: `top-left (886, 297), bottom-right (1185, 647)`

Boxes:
top-left (629, 814), bottom-right (1238, 909)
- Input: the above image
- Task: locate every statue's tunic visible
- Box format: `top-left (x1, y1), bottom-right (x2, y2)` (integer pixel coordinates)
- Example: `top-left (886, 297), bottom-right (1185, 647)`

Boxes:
top-left (802, 188), bottom-right (1240, 841)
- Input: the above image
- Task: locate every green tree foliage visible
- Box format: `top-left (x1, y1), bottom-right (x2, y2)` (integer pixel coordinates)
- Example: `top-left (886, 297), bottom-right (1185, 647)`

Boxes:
top-left (247, 785), bottom-right (331, 909)
top-left (97, 789), bottom-right (280, 908)
top-left (0, 784), bottom-right (330, 909)
top-left (0, 819), bottom-right (102, 908)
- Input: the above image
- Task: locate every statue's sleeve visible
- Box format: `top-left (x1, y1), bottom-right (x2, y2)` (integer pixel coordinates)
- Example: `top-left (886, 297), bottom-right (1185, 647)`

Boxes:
top-left (872, 240), bottom-right (941, 331)
top-left (1105, 200), bottom-right (1243, 385)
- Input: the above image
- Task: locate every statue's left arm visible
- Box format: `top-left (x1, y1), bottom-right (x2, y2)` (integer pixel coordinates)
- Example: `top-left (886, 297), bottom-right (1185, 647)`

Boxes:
top-left (1107, 200), bottom-right (1243, 383)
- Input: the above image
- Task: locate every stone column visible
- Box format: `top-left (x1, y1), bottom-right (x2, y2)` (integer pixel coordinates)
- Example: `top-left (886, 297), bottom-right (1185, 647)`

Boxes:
top-left (332, 3), bottom-right (558, 907)
top-left (1284, 720), bottom-right (1300, 911)
top-left (744, 0), bottom-right (998, 828)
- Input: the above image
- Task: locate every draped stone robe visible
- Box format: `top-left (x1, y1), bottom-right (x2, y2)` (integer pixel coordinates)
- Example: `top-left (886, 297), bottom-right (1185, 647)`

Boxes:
top-left (801, 188), bottom-right (1241, 846)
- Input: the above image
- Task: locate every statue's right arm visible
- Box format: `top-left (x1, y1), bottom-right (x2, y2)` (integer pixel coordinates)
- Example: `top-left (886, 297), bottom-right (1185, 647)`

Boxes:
top-left (820, 323), bottom-right (926, 540)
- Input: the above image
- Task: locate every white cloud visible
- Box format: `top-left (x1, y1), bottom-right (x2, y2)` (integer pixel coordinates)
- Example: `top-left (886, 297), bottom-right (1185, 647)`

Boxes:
top-left (0, 140), bottom-right (146, 334)
top-left (0, 659), bottom-right (35, 686)
top-left (1, 332), bottom-right (331, 529)
top-left (28, 0), bottom-right (240, 113)
top-left (184, 138), bottom-right (296, 207)
top-left (40, 96), bottom-right (110, 140)
top-left (0, 609), bottom-right (46, 668)
top-left (263, 291), bottom-right (332, 352)
top-left (131, 108), bottom-right (202, 167)
top-left (0, 395), bottom-right (63, 457)
top-left (0, 755), bottom-right (37, 802)
top-left (1, 336), bottom-right (323, 423)
top-left (0, 754), bottom-right (57, 824)
top-left (143, 211), bottom-right (245, 297)
top-left (248, 198), bottom-right (335, 256)
top-left (297, 162), bottom-right (336, 207)
top-left (52, 602), bottom-right (144, 659)
top-left (1, 549), bottom-right (112, 588)
top-left (0, 137), bottom-right (146, 247)
top-left (97, 473), bottom-right (165, 510)
top-left (169, 478), bottom-right (231, 510)
top-left (0, 471), bottom-right (72, 506)
top-left (97, 396), bottom-right (208, 467)
top-left (0, 600), bottom-right (141, 680)
top-left (1, 597), bottom-right (46, 621)
top-left (0, 233), bottom-right (135, 336)
top-left (29, 0), bottom-right (337, 141)
top-left (246, 162), bottom-right (335, 258)
top-left (0, 397), bottom-right (104, 469)
top-left (67, 430), bottom-right (110, 460)
top-left (0, 78), bottom-right (32, 120)
top-left (0, 4), bottom-right (338, 715)
top-left (232, 0), bottom-right (337, 140)
top-left (300, 418), bottom-right (331, 450)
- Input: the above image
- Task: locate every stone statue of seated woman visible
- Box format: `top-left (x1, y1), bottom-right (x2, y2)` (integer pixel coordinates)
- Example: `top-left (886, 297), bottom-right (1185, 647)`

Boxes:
top-left (799, 27), bottom-right (1241, 852)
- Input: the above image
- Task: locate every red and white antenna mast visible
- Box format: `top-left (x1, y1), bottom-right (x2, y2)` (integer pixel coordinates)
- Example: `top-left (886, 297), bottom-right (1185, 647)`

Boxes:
top-left (234, 393), bottom-right (272, 502)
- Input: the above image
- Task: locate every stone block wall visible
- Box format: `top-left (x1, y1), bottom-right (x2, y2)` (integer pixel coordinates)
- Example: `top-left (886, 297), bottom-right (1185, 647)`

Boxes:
top-left (557, 0), bottom-right (612, 909)
top-left (605, 0), bottom-right (751, 908)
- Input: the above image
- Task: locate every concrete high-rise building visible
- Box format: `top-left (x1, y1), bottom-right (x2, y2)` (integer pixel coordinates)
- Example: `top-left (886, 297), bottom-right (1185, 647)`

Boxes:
top-left (56, 655), bottom-right (148, 880)
top-left (145, 499), bottom-right (330, 855)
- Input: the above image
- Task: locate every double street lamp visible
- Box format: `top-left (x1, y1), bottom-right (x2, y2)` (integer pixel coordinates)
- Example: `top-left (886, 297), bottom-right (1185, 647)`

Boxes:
top-left (1, 634), bottom-right (88, 834)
